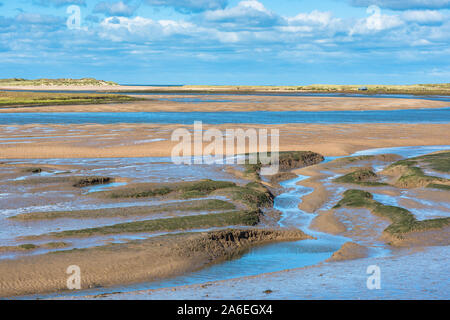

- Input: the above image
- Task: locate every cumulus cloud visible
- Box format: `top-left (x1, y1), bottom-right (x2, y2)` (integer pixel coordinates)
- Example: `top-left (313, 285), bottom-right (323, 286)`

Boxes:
top-left (350, 0), bottom-right (450, 10)
top-left (94, 1), bottom-right (139, 17)
top-left (32, 0), bottom-right (86, 7)
top-left (401, 10), bottom-right (445, 24)
top-left (144, 0), bottom-right (228, 13)
top-left (16, 12), bottom-right (64, 25)
top-left (2, 0), bottom-right (450, 85)
top-left (350, 5), bottom-right (403, 34)
top-left (99, 16), bottom-right (200, 41)
top-left (202, 0), bottom-right (284, 29)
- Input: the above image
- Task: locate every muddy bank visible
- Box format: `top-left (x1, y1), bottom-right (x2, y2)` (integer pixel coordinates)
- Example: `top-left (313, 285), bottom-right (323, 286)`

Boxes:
top-left (382, 226), bottom-right (450, 247)
top-left (326, 242), bottom-right (368, 262)
top-left (310, 210), bottom-right (347, 235)
top-left (0, 228), bottom-right (310, 298)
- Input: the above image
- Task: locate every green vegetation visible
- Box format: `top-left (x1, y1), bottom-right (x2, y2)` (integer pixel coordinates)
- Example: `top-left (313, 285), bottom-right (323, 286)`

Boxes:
top-left (44, 242), bottom-right (69, 248)
top-left (0, 91), bottom-right (141, 107)
top-left (334, 189), bottom-right (450, 236)
top-left (180, 180), bottom-right (236, 198)
top-left (13, 175), bottom-right (115, 188)
top-left (101, 179), bottom-right (273, 210)
top-left (72, 176), bottom-right (113, 188)
top-left (384, 152), bottom-right (450, 189)
top-left (278, 151), bottom-right (324, 170)
top-left (22, 167), bottom-right (42, 174)
top-left (427, 184), bottom-right (450, 190)
top-left (334, 168), bottom-right (387, 186)
top-left (222, 185), bottom-right (274, 209)
top-left (118, 83), bottom-right (450, 95)
top-left (103, 180), bottom-right (236, 199)
top-left (10, 199), bottom-right (236, 220)
top-left (44, 210), bottom-right (260, 238)
top-left (108, 186), bottom-right (172, 198)
top-left (414, 151), bottom-right (450, 173)
top-left (0, 242), bottom-right (69, 252)
top-left (0, 78), bottom-right (118, 86)
top-left (243, 151), bottom-right (324, 179)
top-left (18, 243), bottom-right (38, 250)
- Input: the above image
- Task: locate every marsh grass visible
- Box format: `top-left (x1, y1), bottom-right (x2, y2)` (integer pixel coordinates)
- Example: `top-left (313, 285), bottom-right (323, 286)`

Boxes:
top-left (334, 189), bottom-right (450, 236)
top-left (101, 179), bottom-right (273, 210)
top-left (103, 180), bottom-right (236, 199)
top-left (0, 242), bottom-right (69, 252)
top-left (14, 175), bottom-right (114, 188)
top-left (10, 199), bottom-right (236, 220)
top-left (18, 244), bottom-right (38, 250)
top-left (0, 91), bottom-right (141, 107)
top-left (414, 151), bottom-right (450, 173)
top-left (334, 168), bottom-right (387, 186)
top-left (386, 153), bottom-right (450, 188)
top-left (243, 151), bottom-right (324, 180)
top-left (22, 167), bottom-right (42, 174)
top-left (45, 210), bottom-right (260, 238)
top-left (427, 183), bottom-right (450, 190)
top-left (72, 176), bottom-right (113, 188)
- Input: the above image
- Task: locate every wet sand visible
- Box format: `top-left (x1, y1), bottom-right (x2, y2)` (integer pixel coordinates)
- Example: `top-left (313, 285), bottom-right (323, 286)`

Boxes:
top-left (84, 245), bottom-right (448, 300)
top-left (0, 228), bottom-right (310, 298)
top-left (0, 94), bottom-right (448, 113)
top-left (1, 123), bottom-right (449, 158)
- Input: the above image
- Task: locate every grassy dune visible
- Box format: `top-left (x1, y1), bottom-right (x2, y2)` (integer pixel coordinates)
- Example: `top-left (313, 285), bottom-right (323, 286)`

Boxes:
top-left (0, 78), bottom-right (117, 86)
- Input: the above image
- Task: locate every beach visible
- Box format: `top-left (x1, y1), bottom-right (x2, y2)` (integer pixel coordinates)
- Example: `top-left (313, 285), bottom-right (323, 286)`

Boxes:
top-left (0, 123), bottom-right (449, 158)
top-left (0, 89), bottom-right (449, 299)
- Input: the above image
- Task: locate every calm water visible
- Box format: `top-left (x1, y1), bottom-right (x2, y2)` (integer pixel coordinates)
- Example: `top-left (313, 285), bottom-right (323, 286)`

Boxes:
top-left (1, 108), bottom-right (450, 125)
top-left (5, 89), bottom-right (450, 102)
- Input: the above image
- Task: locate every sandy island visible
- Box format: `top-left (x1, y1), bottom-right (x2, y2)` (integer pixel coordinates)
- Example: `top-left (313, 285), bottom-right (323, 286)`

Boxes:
top-left (0, 94), bottom-right (448, 113)
top-left (1, 123), bottom-right (449, 159)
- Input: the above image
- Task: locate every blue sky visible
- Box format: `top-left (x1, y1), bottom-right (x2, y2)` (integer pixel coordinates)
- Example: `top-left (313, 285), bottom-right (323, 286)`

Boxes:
top-left (0, 0), bottom-right (449, 85)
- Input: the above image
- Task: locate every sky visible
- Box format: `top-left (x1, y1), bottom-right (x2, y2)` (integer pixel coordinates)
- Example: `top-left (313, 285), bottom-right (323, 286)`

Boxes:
top-left (0, 0), bottom-right (449, 85)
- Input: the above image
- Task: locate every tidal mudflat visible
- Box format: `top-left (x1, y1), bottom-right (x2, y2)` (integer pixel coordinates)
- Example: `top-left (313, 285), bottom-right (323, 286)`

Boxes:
top-left (0, 91), bottom-right (449, 299)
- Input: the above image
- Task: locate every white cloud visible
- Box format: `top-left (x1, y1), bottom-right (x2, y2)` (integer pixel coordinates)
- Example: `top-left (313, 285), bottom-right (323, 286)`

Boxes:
top-left (350, 0), bottom-right (450, 10)
top-left (202, 0), bottom-right (284, 29)
top-left (94, 1), bottom-right (139, 17)
top-left (401, 10), bottom-right (445, 24)
top-left (350, 5), bottom-right (403, 35)
top-left (288, 10), bottom-right (335, 26)
top-left (144, 0), bottom-right (228, 13)
top-left (32, 0), bottom-right (86, 7)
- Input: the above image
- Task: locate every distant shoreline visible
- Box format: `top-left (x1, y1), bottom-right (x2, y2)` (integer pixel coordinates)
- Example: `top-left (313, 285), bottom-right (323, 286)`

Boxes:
top-left (1, 83), bottom-right (450, 96)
